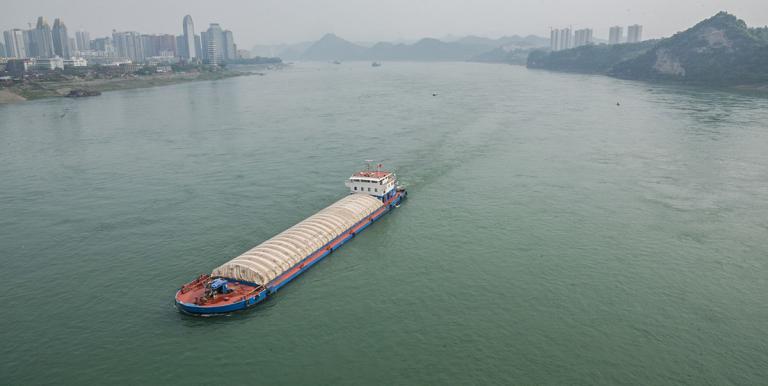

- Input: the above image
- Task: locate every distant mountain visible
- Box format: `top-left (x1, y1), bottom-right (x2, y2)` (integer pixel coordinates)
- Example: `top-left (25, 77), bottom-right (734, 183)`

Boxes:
top-left (463, 36), bottom-right (551, 64)
top-left (454, 35), bottom-right (506, 47)
top-left (470, 47), bottom-right (537, 65)
top-left (301, 33), bottom-right (367, 61)
top-left (456, 35), bottom-right (550, 49)
top-left (251, 42), bottom-right (314, 61)
top-left (292, 33), bottom-right (548, 62)
top-left (367, 38), bottom-right (490, 61)
top-left (527, 12), bottom-right (768, 86)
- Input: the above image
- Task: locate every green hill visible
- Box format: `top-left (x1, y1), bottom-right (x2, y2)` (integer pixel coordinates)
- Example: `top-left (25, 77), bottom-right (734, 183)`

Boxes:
top-left (527, 40), bottom-right (657, 74)
top-left (611, 12), bottom-right (768, 85)
top-left (527, 12), bottom-right (768, 86)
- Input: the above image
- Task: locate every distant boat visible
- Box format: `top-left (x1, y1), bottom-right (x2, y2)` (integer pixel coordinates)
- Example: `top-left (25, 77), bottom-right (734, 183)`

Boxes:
top-left (371, 62), bottom-right (382, 67)
top-left (332, 60), bottom-right (342, 65)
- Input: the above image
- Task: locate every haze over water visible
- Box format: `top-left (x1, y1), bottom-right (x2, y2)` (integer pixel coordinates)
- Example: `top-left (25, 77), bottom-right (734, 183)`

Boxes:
top-left (1, 62), bottom-right (767, 384)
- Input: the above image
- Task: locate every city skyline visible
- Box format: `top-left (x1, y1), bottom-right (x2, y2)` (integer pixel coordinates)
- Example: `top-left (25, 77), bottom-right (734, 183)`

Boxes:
top-left (2, 14), bottom-right (241, 67)
top-left (550, 24), bottom-right (631, 52)
top-left (1, 0), bottom-right (767, 46)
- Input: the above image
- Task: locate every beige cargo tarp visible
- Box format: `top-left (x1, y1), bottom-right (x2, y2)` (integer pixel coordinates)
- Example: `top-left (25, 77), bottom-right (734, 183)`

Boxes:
top-left (211, 193), bottom-right (382, 285)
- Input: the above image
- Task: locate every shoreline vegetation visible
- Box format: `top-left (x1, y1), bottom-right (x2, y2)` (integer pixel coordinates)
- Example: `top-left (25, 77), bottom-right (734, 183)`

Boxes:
top-left (0, 61), bottom-right (285, 104)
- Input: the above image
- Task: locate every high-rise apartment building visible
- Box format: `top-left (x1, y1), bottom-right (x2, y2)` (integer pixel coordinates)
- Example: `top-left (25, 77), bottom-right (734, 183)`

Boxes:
top-left (223, 30), bottom-right (236, 61)
top-left (157, 34), bottom-right (178, 57)
top-left (550, 29), bottom-right (559, 51)
top-left (112, 31), bottom-right (145, 62)
top-left (176, 35), bottom-right (183, 56)
top-left (141, 34), bottom-right (155, 58)
top-left (550, 28), bottom-right (572, 52)
top-left (199, 24), bottom-right (237, 63)
top-left (30, 17), bottom-right (55, 58)
top-left (142, 34), bottom-right (177, 57)
top-left (573, 28), bottom-right (593, 47)
top-left (561, 28), bottom-right (572, 50)
top-left (91, 37), bottom-right (114, 53)
top-left (627, 24), bottom-right (643, 43)
top-left (609, 26), bottom-right (623, 44)
top-left (182, 15), bottom-right (197, 59)
top-left (3, 29), bottom-right (27, 58)
top-left (76, 30), bottom-right (91, 51)
top-left (201, 23), bottom-right (225, 64)
top-left (52, 18), bottom-right (71, 58)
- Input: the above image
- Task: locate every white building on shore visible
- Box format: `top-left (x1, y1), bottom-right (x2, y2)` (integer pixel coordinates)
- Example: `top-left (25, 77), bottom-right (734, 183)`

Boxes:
top-left (550, 27), bottom-right (572, 51)
top-left (36, 57), bottom-right (64, 70)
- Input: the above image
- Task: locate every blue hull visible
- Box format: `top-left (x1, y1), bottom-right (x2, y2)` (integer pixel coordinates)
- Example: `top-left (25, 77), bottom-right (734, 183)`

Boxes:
top-left (176, 291), bottom-right (267, 314)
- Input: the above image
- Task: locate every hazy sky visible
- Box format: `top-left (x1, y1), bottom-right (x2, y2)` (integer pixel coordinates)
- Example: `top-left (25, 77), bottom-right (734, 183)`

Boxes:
top-left (3, 0), bottom-right (767, 47)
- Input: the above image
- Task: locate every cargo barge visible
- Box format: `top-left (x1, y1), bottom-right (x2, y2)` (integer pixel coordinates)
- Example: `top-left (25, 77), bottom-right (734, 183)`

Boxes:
top-left (175, 165), bottom-right (406, 315)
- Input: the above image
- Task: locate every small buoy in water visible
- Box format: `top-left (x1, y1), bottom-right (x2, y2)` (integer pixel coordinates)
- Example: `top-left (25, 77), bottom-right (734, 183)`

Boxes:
top-left (616, 102), bottom-right (621, 106)
top-left (432, 92), bottom-right (438, 96)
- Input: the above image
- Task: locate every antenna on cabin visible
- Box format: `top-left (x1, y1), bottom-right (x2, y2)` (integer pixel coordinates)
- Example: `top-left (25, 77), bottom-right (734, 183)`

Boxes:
top-left (365, 159), bottom-right (374, 171)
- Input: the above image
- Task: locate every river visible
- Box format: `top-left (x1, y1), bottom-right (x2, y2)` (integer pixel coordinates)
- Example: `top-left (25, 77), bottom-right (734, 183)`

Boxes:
top-left (1, 62), bottom-right (767, 385)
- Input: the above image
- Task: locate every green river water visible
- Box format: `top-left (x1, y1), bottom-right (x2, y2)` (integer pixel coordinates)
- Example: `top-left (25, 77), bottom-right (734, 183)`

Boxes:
top-left (1, 62), bottom-right (767, 385)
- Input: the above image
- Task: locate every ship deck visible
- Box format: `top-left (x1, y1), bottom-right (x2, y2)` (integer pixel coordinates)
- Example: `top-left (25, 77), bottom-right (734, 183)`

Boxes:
top-left (175, 275), bottom-right (263, 308)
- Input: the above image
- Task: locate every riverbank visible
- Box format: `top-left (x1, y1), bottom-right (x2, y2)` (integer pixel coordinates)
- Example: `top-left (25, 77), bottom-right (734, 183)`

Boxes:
top-left (0, 89), bottom-right (26, 103)
top-left (0, 69), bottom-right (257, 103)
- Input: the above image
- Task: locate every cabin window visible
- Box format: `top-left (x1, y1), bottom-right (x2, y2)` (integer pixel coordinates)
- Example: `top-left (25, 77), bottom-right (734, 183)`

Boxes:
top-left (367, 188), bottom-right (371, 192)
top-left (354, 187), bottom-right (357, 191)
top-left (375, 188), bottom-right (378, 192)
